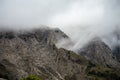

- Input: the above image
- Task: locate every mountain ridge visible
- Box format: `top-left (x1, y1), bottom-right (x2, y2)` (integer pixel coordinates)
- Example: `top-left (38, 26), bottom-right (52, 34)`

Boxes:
top-left (0, 27), bottom-right (120, 80)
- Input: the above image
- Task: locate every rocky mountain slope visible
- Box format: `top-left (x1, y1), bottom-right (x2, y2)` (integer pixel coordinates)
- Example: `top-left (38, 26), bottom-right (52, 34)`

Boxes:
top-left (79, 38), bottom-right (120, 68)
top-left (0, 28), bottom-right (88, 80)
top-left (0, 27), bottom-right (120, 80)
top-left (113, 45), bottom-right (120, 62)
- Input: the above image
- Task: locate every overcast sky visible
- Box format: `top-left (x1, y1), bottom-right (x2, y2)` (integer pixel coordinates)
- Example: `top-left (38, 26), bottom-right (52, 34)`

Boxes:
top-left (0, 0), bottom-right (120, 26)
top-left (0, 0), bottom-right (73, 26)
top-left (0, 0), bottom-right (120, 51)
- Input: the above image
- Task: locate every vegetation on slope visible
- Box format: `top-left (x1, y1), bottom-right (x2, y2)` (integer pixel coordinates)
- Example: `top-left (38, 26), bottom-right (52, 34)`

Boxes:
top-left (21, 75), bottom-right (41, 80)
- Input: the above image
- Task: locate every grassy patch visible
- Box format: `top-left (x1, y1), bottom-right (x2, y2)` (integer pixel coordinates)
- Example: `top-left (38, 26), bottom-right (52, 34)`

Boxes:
top-left (21, 75), bottom-right (41, 80)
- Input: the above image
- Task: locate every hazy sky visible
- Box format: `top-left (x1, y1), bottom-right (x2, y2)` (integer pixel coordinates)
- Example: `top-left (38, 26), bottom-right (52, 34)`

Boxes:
top-left (0, 0), bottom-right (120, 51)
top-left (0, 0), bottom-right (73, 26)
top-left (0, 0), bottom-right (119, 26)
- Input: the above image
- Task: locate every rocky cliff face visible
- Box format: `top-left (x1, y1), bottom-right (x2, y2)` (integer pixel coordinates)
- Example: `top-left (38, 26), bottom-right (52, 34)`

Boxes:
top-left (113, 45), bottom-right (120, 62)
top-left (79, 38), bottom-right (120, 68)
top-left (0, 28), bottom-right (89, 80)
top-left (0, 27), bottom-right (120, 80)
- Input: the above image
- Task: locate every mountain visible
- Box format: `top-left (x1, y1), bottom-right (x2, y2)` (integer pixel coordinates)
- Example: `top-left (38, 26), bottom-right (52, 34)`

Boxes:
top-left (0, 27), bottom-right (120, 80)
top-left (113, 45), bottom-right (120, 62)
top-left (79, 38), bottom-right (120, 68)
top-left (0, 27), bottom-right (88, 80)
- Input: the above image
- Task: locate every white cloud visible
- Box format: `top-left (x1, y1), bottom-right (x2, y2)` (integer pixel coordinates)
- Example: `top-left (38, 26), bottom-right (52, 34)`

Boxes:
top-left (0, 0), bottom-right (120, 51)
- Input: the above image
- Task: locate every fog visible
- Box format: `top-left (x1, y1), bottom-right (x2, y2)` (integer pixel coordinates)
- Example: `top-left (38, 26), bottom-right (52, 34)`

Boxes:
top-left (0, 0), bottom-right (120, 51)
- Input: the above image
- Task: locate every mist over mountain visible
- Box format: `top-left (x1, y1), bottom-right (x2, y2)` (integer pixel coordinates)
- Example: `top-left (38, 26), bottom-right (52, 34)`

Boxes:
top-left (0, 0), bottom-right (120, 80)
top-left (0, 27), bottom-right (119, 80)
top-left (0, 0), bottom-right (120, 52)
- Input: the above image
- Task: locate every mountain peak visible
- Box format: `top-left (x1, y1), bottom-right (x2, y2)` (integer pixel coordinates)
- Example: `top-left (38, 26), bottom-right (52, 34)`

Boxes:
top-left (79, 38), bottom-right (120, 68)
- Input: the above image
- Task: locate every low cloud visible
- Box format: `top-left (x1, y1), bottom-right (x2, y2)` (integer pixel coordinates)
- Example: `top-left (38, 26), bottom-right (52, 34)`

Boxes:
top-left (0, 0), bottom-right (120, 51)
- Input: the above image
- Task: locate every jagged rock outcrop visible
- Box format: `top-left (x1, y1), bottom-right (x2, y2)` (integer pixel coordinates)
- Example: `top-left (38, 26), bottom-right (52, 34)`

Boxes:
top-left (79, 38), bottom-right (120, 68)
top-left (0, 27), bottom-right (120, 80)
top-left (0, 27), bottom-right (88, 80)
top-left (113, 45), bottom-right (120, 62)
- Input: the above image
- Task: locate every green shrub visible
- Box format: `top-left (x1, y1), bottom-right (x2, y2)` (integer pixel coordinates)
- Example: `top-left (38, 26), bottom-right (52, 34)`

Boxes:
top-left (21, 75), bottom-right (41, 80)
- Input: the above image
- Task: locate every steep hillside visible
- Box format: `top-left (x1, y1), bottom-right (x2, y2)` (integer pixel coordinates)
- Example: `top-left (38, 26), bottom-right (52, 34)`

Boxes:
top-left (113, 45), bottom-right (120, 62)
top-left (0, 27), bottom-right (120, 80)
top-left (79, 38), bottom-right (120, 68)
top-left (0, 28), bottom-right (88, 80)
